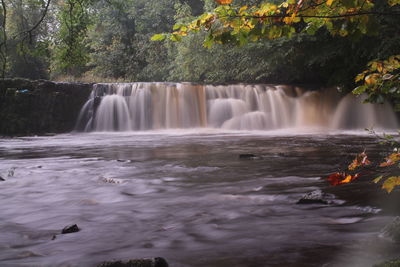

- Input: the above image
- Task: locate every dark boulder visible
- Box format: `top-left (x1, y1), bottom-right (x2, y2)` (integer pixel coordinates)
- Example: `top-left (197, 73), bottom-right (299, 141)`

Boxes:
top-left (0, 176), bottom-right (5, 181)
top-left (98, 257), bottom-right (168, 267)
top-left (61, 224), bottom-right (80, 234)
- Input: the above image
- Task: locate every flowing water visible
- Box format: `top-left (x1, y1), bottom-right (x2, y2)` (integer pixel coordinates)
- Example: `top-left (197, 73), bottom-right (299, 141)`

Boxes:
top-left (0, 130), bottom-right (399, 267)
top-left (75, 83), bottom-right (398, 132)
top-left (1, 83), bottom-right (400, 266)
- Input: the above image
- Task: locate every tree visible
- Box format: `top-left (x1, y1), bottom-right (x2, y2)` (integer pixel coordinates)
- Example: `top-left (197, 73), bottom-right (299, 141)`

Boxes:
top-left (0, 0), bottom-right (52, 79)
top-left (153, 0), bottom-right (400, 100)
top-left (52, 0), bottom-right (92, 77)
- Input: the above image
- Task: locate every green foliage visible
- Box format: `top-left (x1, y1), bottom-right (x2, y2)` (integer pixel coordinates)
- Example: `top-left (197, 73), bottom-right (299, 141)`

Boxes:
top-left (0, 0), bottom-right (398, 89)
top-left (1, 0), bottom-right (52, 79)
top-left (52, 0), bottom-right (92, 77)
top-left (354, 55), bottom-right (400, 108)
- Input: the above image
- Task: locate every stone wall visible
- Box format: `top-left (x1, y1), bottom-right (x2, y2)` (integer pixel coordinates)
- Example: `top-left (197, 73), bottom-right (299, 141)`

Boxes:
top-left (0, 78), bottom-right (92, 136)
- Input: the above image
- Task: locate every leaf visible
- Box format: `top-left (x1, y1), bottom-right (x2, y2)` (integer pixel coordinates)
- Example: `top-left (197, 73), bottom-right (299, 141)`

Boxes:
top-left (326, 172), bottom-right (360, 186)
top-left (348, 152), bottom-right (371, 170)
top-left (373, 175), bottom-right (384, 184)
top-left (380, 153), bottom-right (400, 167)
top-left (388, 0), bottom-right (400, 6)
top-left (352, 85), bottom-right (367, 95)
top-left (383, 74), bottom-right (394, 80)
top-left (382, 176), bottom-right (400, 193)
top-left (214, 0), bottom-right (232, 5)
top-left (239, 6), bottom-right (248, 13)
top-left (150, 34), bottom-right (166, 41)
top-left (326, 0), bottom-right (334, 6)
top-left (365, 74), bottom-right (379, 85)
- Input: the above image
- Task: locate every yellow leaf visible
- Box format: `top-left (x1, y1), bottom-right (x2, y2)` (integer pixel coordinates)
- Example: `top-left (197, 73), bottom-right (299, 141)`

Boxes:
top-left (382, 176), bottom-right (400, 193)
top-left (239, 6), bottom-right (248, 13)
top-left (326, 0), bottom-right (334, 6)
top-left (355, 73), bottom-right (365, 82)
top-left (377, 63), bottom-right (383, 73)
top-left (281, 2), bottom-right (289, 8)
top-left (373, 175), bottom-right (383, 184)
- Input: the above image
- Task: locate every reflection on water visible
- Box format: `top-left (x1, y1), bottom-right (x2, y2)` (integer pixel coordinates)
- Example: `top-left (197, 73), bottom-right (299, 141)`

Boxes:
top-left (0, 130), bottom-right (398, 267)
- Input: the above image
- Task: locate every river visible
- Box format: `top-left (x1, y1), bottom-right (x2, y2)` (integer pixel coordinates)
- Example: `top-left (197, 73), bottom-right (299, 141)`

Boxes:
top-left (0, 130), bottom-right (399, 266)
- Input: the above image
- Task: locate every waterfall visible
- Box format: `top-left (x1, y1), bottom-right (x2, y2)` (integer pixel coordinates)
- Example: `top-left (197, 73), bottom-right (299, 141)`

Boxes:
top-left (75, 83), bottom-right (398, 132)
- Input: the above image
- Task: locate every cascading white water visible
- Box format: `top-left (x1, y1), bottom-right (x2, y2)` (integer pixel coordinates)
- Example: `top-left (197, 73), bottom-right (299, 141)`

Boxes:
top-left (75, 82), bottom-right (398, 132)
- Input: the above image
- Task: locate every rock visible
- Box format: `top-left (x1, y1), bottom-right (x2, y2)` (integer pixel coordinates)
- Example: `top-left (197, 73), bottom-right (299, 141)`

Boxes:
top-left (98, 257), bottom-right (168, 267)
top-left (0, 176), bottom-right (5, 181)
top-left (239, 154), bottom-right (257, 159)
top-left (379, 216), bottom-right (400, 243)
top-left (61, 224), bottom-right (80, 234)
top-left (101, 177), bottom-right (121, 184)
top-left (296, 190), bottom-right (332, 205)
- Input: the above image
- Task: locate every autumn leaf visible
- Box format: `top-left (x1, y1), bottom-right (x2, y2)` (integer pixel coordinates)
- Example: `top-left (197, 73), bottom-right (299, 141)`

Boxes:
top-left (382, 176), bottom-right (400, 193)
top-left (214, 0), bottom-right (232, 5)
top-left (373, 175), bottom-right (384, 183)
top-left (365, 73), bottom-right (379, 85)
top-left (326, 0), bottom-right (334, 6)
top-left (348, 151), bottom-right (371, 170)
top-left (326, 172), bottom-right (360, 186)
top-left (380, 153), bottom-right (400, 167)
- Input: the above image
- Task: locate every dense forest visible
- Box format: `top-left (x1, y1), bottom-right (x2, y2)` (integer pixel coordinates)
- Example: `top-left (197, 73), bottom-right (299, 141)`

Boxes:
top-left (0, 0), bottom-right (399, 91)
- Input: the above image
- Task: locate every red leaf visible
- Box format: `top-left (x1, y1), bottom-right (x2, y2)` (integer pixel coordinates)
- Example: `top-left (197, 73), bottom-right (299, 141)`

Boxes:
top-left (326, 172), bottom-right (360, 186)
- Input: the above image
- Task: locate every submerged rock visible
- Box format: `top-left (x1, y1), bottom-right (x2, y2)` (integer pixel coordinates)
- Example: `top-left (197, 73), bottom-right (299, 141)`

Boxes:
top-left (380, 216), bottom-right (400, 243)
top-left (239, 154), bottom-right (258, 159)
top-left (61, 224), bottom-right (80, 234)
top-left (0, 176), bottom-right (5, 181)
top-left (297, 190), bottom-right (333, 205)
top-left (98, 257), bottom-right (168, 267)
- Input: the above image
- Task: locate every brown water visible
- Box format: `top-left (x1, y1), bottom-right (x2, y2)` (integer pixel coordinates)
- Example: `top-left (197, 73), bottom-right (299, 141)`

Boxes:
top-left (0, 130), bottom-right (399, 267)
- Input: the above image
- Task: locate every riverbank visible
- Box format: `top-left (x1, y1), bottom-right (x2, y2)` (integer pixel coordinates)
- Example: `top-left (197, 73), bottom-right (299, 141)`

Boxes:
top-left (0, 78), bottom-right (92, 136)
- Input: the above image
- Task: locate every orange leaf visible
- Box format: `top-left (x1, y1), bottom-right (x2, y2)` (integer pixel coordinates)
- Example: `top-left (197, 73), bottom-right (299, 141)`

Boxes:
top-left (348, 152), bottom-right (371, 170)
top-left (380, 153), bottom-right (400, 167)
top-left (326, 172), bottom-right (360, 186)
top-left (214, 0), bottom-right (232, 5)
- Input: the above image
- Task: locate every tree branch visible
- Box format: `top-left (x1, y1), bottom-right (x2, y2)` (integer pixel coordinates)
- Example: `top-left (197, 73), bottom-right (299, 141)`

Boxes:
top-left (222, 11), bottom-right (400, 20)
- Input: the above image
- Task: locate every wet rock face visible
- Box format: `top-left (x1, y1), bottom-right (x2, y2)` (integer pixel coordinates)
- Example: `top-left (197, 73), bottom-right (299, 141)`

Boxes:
top-left (0, 78), bottom-right (92, 136)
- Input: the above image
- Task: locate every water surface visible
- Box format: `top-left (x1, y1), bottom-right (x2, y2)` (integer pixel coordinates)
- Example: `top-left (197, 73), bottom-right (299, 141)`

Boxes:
top-left (0, 130), bottom-right (398, 266)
